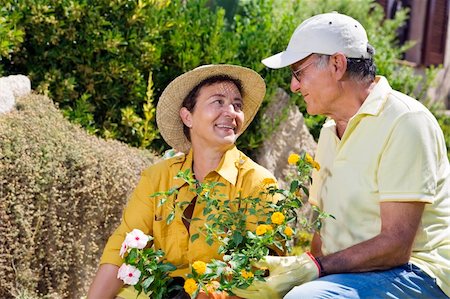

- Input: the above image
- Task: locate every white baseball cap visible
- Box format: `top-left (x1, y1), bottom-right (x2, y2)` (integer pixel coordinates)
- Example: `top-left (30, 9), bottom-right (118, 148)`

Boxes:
top-left (262, 12), bottom-right (370, 69)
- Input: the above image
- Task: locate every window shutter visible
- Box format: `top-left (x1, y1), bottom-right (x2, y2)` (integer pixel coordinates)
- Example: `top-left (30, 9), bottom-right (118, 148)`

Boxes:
top-left (423, 0), bottom-right (448, 66)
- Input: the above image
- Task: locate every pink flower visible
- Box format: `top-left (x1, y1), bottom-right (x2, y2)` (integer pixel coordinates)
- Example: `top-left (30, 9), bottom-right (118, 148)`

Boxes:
top-left (117, 264), bottom-right (141, 285)
top-left (124, 228), bottom-right (150, 250)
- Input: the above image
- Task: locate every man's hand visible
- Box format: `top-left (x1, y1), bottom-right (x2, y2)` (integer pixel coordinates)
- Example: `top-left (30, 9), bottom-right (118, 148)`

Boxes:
top-left (232, 253), bottom-right (321, 299)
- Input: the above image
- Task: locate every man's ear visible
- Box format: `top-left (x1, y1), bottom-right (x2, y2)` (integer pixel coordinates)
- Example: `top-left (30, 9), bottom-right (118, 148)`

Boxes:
top-left (330, 53), bottom-right (347, 80)
top-left (179, 107), bottom-right (192, 128)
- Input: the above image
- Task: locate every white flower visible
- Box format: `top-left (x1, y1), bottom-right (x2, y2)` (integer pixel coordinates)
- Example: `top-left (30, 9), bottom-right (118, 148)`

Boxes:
top-left (119, 242), bottom-right (128, 258)
top-left (117, 264), bottom-right (141, 285)
top-left (223, 255), bottom-right (232, 262)
top-left (228, 260), bottom-right (238, 269)
top-left (124, 229), bottom-right (150, 249)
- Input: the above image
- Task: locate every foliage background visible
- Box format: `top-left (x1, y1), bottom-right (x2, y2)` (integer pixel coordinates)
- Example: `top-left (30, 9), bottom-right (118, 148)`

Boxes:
top-left (0, 0), bottom-right (449, 298)
top-left (1, 0), bottom-right (444, 157)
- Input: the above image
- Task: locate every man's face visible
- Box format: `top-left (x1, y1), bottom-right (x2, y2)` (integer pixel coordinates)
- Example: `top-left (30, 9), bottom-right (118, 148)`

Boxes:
top-left (290, 54), bottom-right (338, 116)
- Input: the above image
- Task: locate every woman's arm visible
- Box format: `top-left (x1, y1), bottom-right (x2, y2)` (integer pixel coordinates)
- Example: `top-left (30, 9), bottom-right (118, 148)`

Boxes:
top-left (87, 264), bottom-right (123, 299)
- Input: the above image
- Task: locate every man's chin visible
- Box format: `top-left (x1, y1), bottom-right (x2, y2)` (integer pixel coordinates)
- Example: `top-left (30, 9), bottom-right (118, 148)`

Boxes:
top-left (306, 107), bottom-right (318, 116)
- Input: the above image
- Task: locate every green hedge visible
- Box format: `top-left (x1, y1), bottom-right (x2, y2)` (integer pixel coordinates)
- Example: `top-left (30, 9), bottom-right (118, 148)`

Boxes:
top-left (0, 94), bottom-right (157, 298)
top-left (0, 0), bottom-right (441, 155)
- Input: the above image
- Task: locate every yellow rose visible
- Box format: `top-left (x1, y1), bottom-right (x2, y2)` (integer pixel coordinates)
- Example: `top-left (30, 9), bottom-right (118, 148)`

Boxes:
top-left (256, 224), bottom-right (267, 236)
top-left (240, 269), bottom-right (254, 279)
top-left (256, 224), bottom-right (272, 236)
top-left (262, 177), bottom-right (276, 185)
top-left (305, 153), bottom-right (320, 170)
top-left (288, 153), bottom-right (300, 165)
top-left (313, 161), bottom-right (321, 171)
top-left (192, 260), bottom-right (207, 275)
top-left (184, 278), bottom-right (198, 295)
top-left (271, 212), bottom-right (285, 225)
top-left (305, 153), bottom-right (314, 164)
top-left (284, 226), bottom-right (294, 237)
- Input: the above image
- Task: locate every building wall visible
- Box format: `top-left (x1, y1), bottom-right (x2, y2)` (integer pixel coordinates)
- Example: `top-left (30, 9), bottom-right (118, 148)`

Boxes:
top-left (378, 0), bottom-right (450, 107)
top-left (429, 8), bottom-right (450, 108)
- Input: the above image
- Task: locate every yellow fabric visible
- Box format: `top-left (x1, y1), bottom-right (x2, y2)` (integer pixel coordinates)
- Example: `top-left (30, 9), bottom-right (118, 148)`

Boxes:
top-left (309, 76), bottom-right (450, 296)
top-left (117, 286), bottom-right (149, 299)
top-left (100, 145), bottom-right (277, 278)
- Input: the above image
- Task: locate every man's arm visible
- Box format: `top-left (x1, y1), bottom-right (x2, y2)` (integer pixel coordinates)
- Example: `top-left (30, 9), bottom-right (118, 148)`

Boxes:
top-left (310, 232), bottom-right (323, 257)
top-left (318, 201), bottom-right (425, 273)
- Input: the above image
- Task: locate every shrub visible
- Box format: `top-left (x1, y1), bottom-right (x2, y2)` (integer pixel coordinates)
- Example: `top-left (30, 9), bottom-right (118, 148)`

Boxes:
top-left (1, 0), bottom-right (441, 156)
top-left (0, 94), bottom-right (158, 298)
top-left (0, 7), bottom-right (24, 75)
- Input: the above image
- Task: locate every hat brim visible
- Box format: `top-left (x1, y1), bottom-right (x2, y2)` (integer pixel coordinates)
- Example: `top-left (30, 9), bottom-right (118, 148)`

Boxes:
top-left (262, 50), bottom-right (312, 69)
top-left (156, 64), bottom-right (266, 153)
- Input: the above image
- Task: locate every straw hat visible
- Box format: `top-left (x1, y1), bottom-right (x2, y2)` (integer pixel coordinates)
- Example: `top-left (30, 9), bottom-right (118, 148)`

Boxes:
top-left (156, 64), bottom-right (266, 153)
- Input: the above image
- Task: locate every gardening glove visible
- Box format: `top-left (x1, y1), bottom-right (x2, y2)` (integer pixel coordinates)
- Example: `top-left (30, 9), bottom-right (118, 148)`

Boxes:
top-left (232, 252), bottom-right (321, 299)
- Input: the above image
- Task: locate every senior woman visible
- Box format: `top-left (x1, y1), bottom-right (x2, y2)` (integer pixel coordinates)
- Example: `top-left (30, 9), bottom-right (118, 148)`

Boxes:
top-left (87, 65), bottom-right (276, 299)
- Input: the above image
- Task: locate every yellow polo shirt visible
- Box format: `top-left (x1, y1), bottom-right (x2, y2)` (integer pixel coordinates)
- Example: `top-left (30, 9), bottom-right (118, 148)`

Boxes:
top-left (100, 145), bottom-right (277, 278)
top-left (310, 76), bottom-right (450, 296)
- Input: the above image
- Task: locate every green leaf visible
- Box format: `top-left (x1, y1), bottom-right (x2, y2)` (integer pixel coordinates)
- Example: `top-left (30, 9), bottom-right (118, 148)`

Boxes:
top-left (158, 198), bottom-right (167, 207)
top-left (301, 185), bottom-right (309, 197)
top-left (232, 230), bottom-right (243, 246)
top-left (142, 276), bottom-right (155, 289)
top-left (191, 233), bottom-right (200, 242)
top-left (166, 211), bottom-right (175, 224)
top-left (290, 180), bottom-right (299, 193)
top-left (158, 262), bottom-right (177, 272)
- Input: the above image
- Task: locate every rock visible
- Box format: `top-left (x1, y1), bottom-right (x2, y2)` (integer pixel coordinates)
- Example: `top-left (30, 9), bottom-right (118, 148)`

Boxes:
top-left (4, 74), bottom-right (31, 97)
top-left (0, 74), bottom-right (32, 114)
top-left (0, 79), bottom-right (14, 114)
top-left (256, 88), bottom-right (317, 187)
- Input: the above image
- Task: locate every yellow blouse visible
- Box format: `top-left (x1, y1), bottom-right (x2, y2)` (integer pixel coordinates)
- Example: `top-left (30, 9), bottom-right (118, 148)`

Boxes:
top-left (100, 145), bottom-right (277, 277)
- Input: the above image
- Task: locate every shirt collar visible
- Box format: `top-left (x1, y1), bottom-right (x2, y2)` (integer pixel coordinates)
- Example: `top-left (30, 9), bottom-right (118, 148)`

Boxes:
top-left (214, 145), bottom-right (241, 185)
top-left (321, 76), bottom-right (392, 132)
top-left (179, 145), bottom-right (241, 186)
top-left (354, 75), bottom-right (391, 117)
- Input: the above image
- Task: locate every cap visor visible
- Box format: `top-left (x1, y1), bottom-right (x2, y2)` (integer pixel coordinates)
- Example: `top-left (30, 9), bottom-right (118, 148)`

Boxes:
top-left (262, 51), bottom-right (311, 69)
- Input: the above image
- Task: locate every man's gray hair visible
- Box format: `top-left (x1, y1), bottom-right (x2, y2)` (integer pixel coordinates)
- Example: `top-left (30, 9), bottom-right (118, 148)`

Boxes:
top-left (314, 44), bottom-right (376, 83)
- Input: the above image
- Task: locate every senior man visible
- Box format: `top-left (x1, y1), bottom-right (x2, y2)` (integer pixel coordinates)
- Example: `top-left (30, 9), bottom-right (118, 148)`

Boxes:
top-left (234, 12), bottom-right (449, 299)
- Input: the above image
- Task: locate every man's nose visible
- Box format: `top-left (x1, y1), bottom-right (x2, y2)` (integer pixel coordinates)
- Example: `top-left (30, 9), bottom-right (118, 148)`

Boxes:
top-left (290, 76), bottom-right (301, 93)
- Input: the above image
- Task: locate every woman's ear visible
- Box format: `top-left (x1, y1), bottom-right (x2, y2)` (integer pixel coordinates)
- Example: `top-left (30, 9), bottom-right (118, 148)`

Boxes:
top-left (331, 53), bottom-right (347, 80)
top-left (179, 107), bottom-right (192, 128)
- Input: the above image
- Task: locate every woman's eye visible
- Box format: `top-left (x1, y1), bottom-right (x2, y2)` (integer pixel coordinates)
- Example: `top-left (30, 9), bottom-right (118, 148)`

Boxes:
top-left (233, 102), bottom-right (243, 111)
top-left (213, 99), bottom-right (224, 105)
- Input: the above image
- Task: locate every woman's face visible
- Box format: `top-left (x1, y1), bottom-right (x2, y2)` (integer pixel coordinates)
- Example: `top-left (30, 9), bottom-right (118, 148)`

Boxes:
top-left (180, 81), bottom-right (244, 151)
